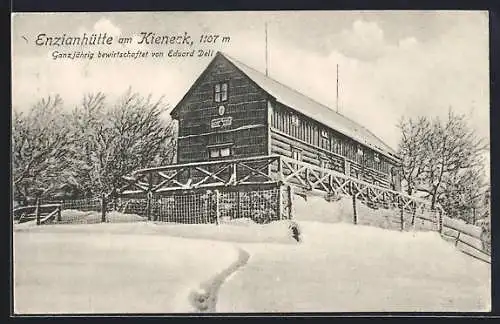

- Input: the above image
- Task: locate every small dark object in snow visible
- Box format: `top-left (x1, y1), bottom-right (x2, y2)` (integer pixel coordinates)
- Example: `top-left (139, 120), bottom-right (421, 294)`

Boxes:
top-left (289, 221), bottom-right (301, 242)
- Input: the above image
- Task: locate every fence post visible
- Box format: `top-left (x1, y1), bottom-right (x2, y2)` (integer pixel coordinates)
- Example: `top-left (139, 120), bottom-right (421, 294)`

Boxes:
top-left (57, 200), bottom-right (62, 222)
top-left (278, 185), bottom-right (283, 221)
top-left (35, 197), bottom-right (41, 226)
top-left (438, 209), bottom-right (443, 234)
top-left (411, 205), bottom-right (416, 226)
top-left (400, 206), bottom-right (404, 231)
top-left (236, 190), bottom-right (241, 219)
top-left (287, 185), bottom-right (293, 219)
top-left (215, 189), bottom-right (220, 225)
top-left (101, 193), bottom-right (107, 223)
top-left (352, 193), bottom-right (358, 225)
top-left (146, 191), bottom-right (152, 221)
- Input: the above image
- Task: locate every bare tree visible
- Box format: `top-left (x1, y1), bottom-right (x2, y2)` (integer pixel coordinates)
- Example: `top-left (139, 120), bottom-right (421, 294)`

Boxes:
top-left (12, 95), bottom-right (75, 204)
top-left (398, 109), bottom-right (488, 213)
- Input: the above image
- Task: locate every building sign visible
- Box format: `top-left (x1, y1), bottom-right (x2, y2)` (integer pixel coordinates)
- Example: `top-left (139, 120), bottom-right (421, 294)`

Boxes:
top-left (211, 116), bottom-right (232, 128)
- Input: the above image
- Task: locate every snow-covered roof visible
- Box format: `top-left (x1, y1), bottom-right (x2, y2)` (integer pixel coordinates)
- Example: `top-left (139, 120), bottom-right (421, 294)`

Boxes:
top-left (172, 51), bottom-right (399, 161)
top-left (221, 53), bottom-right (398, 160)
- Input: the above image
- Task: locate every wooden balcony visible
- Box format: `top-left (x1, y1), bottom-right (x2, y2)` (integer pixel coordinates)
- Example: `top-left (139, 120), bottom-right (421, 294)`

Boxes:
top-left (119, 154), bottom-right (436, 213)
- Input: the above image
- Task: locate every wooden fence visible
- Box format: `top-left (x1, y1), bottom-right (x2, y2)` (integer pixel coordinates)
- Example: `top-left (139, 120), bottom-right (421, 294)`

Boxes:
top-left (13, 185), bottom-right (293, 226)
top-left (439, 215), bottom-right (491, 264)
top-left (13, 199), bottom-right (62, 225)
top-left (335, 193), bottom-right (491, 264)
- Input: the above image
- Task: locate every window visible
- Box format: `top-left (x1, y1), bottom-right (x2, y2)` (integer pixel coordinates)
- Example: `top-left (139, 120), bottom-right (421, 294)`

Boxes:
top-left (209, 149), bottom-right (220, 158)
top-left (374, 152), bottom-right (380, 163)
top-left (208, 146), bottom-right (232, 158)
top-left (214, 82), bottom-right (228, 102)
top-left (331, 137), bottom-right (337, 153)
top-left (320, 132), bottom-right (330, 150)
top-left (291, 114), bottom-right (300, 127)
top-left (291, 148), bottom-right (302, 161)
top-left (357, 145), bottom-right (364, 156)
top-left (220, 147), bottom-right (231, 157)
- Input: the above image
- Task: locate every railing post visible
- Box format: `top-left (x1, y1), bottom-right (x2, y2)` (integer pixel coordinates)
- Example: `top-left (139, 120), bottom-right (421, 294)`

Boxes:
top-left (101, 193), bottom-right (107, 223)
top-left (277, 156), bottom-right (283, 181)
top-left (35, 197), bottom-right (41, 226)
top-left (305, 168), bottom-right (311, 190)
top-left (215, 189), bottom-right (220, 225)
top-left (232, 162), bottom-right (237, 184)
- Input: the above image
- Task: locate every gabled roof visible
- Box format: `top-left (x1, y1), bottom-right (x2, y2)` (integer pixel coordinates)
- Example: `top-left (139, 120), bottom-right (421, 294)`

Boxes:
top-left (172, 52), bottom-right (399, 161)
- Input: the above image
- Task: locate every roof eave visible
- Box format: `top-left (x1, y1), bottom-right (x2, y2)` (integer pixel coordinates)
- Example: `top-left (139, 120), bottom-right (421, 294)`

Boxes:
top-left (170, 52), bottom-right (225, 119)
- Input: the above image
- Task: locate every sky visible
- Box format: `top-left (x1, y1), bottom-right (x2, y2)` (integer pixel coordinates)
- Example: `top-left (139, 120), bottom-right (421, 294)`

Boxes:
top-left (11, 11), bottom-right (489, 155)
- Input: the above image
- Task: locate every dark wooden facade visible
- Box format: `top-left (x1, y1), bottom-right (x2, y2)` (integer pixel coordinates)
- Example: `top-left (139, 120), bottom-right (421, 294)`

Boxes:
top-left (173, 56), bottom-right (268, 164)
top-left (269, 101), bottom-right (398, 189)
top-left (171, 52), bottom-right (401, 190)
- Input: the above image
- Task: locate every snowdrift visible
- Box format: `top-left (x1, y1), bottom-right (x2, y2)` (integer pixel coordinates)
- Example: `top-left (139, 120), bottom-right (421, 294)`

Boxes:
top-left (293, 194), bottom-right (437, 231)
top-left (293, 194), bottom-right (482, 235)
top-left (149, 219), bottom-right (297, 244)
top-left (292, 195), bottom-right (353, 224)
top-left (13, 219), bottom-right (297, 245)
top-left (57, 210), bottom-right (147, 224)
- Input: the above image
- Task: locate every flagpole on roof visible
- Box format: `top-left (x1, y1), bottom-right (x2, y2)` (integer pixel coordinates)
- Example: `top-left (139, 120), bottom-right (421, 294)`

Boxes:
top-left (336, 64), bottom-right (339, 113)
top-left (265, 21), bottom-right (269, 77)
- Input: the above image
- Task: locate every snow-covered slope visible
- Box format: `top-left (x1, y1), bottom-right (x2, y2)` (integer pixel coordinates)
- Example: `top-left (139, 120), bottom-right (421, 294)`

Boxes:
top-left (217, 220), bottom-right (490, 312)
top-left (217, 195), bottom-right (491, 312)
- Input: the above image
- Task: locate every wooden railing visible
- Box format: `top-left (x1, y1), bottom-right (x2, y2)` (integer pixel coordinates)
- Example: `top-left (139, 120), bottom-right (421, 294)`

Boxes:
top-left (120, 154), bottom-right (433, 212)
top-left (119, 155), bottom-right (281, 195)
top-left (272, 155), bottom-right (436, 213)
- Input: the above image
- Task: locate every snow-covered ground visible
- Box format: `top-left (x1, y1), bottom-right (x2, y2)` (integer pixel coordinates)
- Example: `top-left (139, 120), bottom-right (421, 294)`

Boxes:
top-left (13, 219), bottom-right (296, 314)
top-left (13, 195), bottom-right (491, 314)
top-left (217, 222), bottom-right (490, 312)
top-left (13, 227), bottom-right (237, 314)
